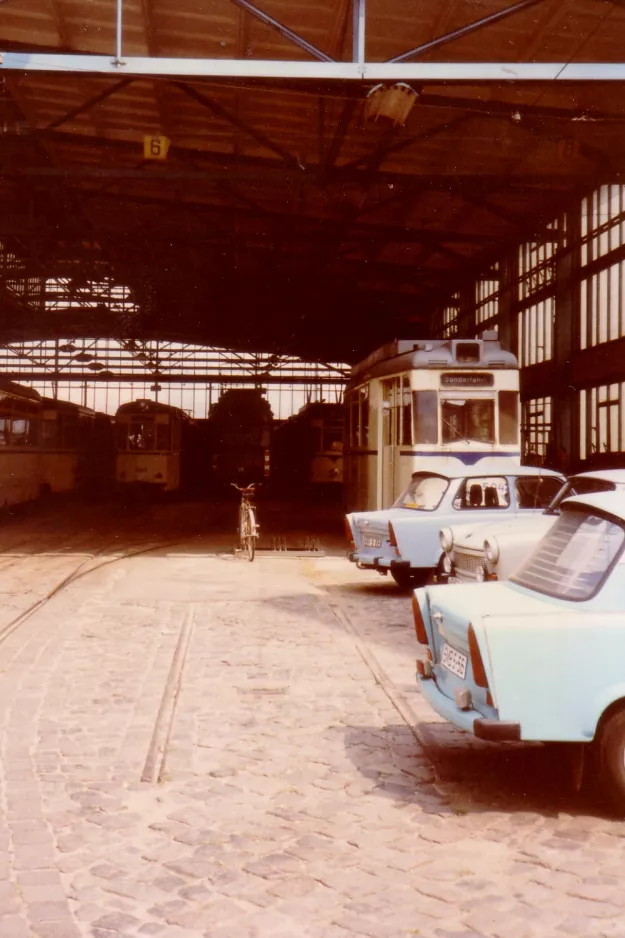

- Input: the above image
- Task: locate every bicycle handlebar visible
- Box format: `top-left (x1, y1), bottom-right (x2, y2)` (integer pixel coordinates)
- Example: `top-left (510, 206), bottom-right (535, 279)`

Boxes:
top-left (230, 482), bottom-right (259, 494)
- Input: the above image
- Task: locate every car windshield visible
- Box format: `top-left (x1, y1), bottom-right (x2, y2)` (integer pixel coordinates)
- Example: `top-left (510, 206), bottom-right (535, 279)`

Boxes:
top-left (546, 477), bottom-right (615, 514)
top-left (393, 474), bottom-right (449, 511)
top-left (511, 508), bottom-right (625, 600)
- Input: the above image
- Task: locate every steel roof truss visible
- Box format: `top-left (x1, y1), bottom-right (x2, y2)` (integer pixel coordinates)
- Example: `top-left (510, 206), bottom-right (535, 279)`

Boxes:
top-left (230, 0), bottom-right (336, 63)
top-left (389, 0), bottom-right (548, 64)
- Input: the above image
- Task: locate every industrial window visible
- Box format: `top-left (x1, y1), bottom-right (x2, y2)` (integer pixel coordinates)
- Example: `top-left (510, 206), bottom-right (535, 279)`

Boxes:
top-left (580, 262), bottom-right (625, 349)
top-left (581, 184), bottom-right (625, 266)
top-left (579, 382), bottom-right (625, 460)
top-left (522, 397), bottom-right (552, 464)
top-left (518, 233), bottom-right (557, 302)
top-left (517, 298), bottom-right (554, 366)
top-left (442, 294), bottom-right (460, 337)
top-left (475, 263), bottom-right (499, 324)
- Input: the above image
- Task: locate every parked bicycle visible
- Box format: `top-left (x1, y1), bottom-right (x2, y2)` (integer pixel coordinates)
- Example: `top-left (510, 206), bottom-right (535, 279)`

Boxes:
top-left (231, 482), bottom-right (259, 561)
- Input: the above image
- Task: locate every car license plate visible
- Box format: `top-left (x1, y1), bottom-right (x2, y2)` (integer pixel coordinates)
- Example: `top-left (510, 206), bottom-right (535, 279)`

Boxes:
top-left (441, 643), bottom-right (468, 679)
top-left (363, 536), bottom-right (381, 548)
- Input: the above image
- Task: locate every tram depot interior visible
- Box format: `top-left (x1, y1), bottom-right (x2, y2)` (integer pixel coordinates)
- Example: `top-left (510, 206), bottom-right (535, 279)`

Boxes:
top-left (2, 0), bottom-right (625, 511)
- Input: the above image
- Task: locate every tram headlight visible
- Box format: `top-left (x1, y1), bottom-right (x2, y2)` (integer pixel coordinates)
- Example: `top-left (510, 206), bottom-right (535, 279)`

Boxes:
top-left (484, 538), bottom-right (499, 564)
top-left (440, 528), bottom-right (454, 552)
top-left (442, 554), bottom-right (453, 575)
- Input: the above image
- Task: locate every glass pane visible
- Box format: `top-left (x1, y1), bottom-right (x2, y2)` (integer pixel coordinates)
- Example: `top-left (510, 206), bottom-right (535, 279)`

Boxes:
top-left (402, 382), bottom-right (412, 446)
top-left (156, 423), bottom-right (171, 451)
top-left (128, 419), bottom-right (155, 450)
top-left (41, 419), bottom-right (58, 449)
top-left (393, 473), bottom-right (448, 511)
top-left (11, 419), bottom-right (28, 445)
top-left (412, 391), bottom-right (438, 444)
top-left (116, 423), bottom-right (128, 450)
top-left (512, 510), bottom-right (624, 600)
top-left (498, 391), bottom-right (519, 445)
top-left (442, 399), bottom-right (495, 443)
top-left (360, 394), bottom-right (369, 447)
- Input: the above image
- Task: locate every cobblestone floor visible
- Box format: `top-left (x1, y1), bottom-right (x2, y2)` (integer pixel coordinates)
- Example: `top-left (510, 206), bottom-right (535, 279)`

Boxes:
top-left (0, 503), bottom-right (624, 938)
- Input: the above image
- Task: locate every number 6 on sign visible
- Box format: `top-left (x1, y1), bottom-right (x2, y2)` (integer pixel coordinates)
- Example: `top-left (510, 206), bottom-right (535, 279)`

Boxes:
top-left (143, 135), bottom-right (171, 160)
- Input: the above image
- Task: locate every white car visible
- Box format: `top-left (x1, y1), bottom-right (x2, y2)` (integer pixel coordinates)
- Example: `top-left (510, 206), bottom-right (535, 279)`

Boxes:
top-left (345, 457), bottom-right (563, 589)
top-left (440, 468), bottom-right (625, 584)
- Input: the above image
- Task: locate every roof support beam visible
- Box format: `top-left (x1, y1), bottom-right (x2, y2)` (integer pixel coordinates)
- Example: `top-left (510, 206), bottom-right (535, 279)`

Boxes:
top-left (171, 81), bottom-right (304, 170)
top-left (5, 53), bottom-right (625, 81)
top-left (229, 0), bottom-right (335, 62)
top-left (43, 78), bottom-right (135, 130)
top-left (389, 0), bottom-right (548, 64)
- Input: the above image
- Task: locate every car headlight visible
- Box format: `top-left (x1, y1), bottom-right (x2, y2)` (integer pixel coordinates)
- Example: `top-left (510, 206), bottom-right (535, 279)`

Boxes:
top-left (440, 527), bottom-right (454, 552)
top-left (476, 565), bottom-right (486, 582)
top-left (484, 537), bottom-right (499, 564)
top-left (442, 554), bottom-right (453, 575)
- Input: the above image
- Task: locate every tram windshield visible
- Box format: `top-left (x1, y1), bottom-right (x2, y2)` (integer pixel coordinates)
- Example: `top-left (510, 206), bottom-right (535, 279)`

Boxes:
top-left (441, 399), bottom-right (495, 444)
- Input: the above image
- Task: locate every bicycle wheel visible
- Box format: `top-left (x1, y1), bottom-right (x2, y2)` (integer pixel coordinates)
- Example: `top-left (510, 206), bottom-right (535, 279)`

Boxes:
top-left (238, 504), bottom-right (248, 552)
top-left (245, 506), bottom-right (256, 562)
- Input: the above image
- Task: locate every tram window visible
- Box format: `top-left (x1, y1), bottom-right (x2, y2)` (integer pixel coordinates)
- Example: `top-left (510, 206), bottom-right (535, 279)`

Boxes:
top-left (0, 419), bottom-right (9, 446)
top-left (11, 419), bottom-right (30, 446)
top-left (41, 419), bottom-right (58, 449)
top-left (128, 419), bottom-right (155, 450)
top-left (442, 399), bottom-right (495, 443)
top-left (156, 423), bottom-right (171, 451)
top-left (402, 381), bottom-right (412, 445)
top-left (349, 399), bottom-right (359, 448)
top-left (323, 425), bottom-right (343, 451)
top-left (63, 420), bottom-right (78, 450)
top-left (116, 423), bottom-right (128, 450)
top-left (499, 391), bottom-right (519, 444)
top-left (412, 391), bottom-right (438, 443)
top-left (361, 395), bottom-right (369, 446)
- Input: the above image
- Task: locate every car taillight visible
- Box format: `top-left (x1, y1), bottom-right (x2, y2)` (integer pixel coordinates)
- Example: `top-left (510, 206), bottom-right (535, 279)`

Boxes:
top-left (411, 592), bottom-right (428, 645)
top-left (388, 522), bottom-right (400, 555)
top-left (468, 624), bottom-right (489, 689)
top-left (344, 517), bottom-right (354, 547)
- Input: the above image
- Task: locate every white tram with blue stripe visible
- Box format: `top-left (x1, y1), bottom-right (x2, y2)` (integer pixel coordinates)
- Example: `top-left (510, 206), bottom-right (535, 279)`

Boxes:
top-left (344, 331), bottom-right (520, 511)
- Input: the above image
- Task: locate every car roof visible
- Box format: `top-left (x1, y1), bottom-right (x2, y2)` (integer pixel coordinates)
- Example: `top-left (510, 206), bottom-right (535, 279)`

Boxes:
top-left (561, 490), bottom-right (625, 521)
top-left (412, 457), bottom-right (563, 480)
top-left (570, 468), bottom-right (625, 484)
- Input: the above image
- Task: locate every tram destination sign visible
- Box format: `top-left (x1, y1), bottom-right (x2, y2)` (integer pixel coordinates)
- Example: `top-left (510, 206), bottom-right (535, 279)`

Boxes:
top-left (440, 373), bottom-right (494, 387)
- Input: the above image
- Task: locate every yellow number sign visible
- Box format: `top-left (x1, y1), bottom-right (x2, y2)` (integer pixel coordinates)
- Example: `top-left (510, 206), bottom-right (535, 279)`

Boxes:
top-left (143, 135), bottom-right (171, 160)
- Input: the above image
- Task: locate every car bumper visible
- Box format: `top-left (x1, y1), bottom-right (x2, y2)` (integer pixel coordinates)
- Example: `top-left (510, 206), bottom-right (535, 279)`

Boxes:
top-left (348, 551), bottom-right (400, 571)
top-left (417, 670), bottom-right (520, 741)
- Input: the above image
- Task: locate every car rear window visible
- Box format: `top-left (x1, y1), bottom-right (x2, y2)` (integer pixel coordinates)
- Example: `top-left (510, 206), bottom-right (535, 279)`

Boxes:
top-left (511, 508), bottom-right (625, 600)
top-left (393, 474), bottom-right (449, 511)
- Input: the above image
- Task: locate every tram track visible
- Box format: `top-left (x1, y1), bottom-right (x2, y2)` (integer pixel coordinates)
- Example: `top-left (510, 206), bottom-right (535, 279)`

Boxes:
top-left (0, 535), bottom-right (184, 650)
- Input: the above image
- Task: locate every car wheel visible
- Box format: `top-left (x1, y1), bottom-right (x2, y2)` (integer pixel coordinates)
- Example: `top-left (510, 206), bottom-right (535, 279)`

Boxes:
top-left (598, 708), bottom-right (625, 814)
top-left (390, 568), bottom-right (429, 590)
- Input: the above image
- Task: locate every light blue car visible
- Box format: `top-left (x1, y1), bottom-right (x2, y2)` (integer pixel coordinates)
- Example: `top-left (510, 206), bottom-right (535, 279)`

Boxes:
top-left (414, 490), bottom-right (625, 810)
top-left (345, 457), bottom-right (563, 589)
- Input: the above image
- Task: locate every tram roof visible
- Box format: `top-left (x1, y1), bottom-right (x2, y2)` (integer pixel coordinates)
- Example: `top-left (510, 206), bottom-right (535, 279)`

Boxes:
top-left (2, 1), bottom-right (625, 362)
top-left (346, 334), bottom-right (518, 387)
top-left (115, 398), bottom-right (194, 419)
top-left (0, 378), bottom-right (42, 403)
